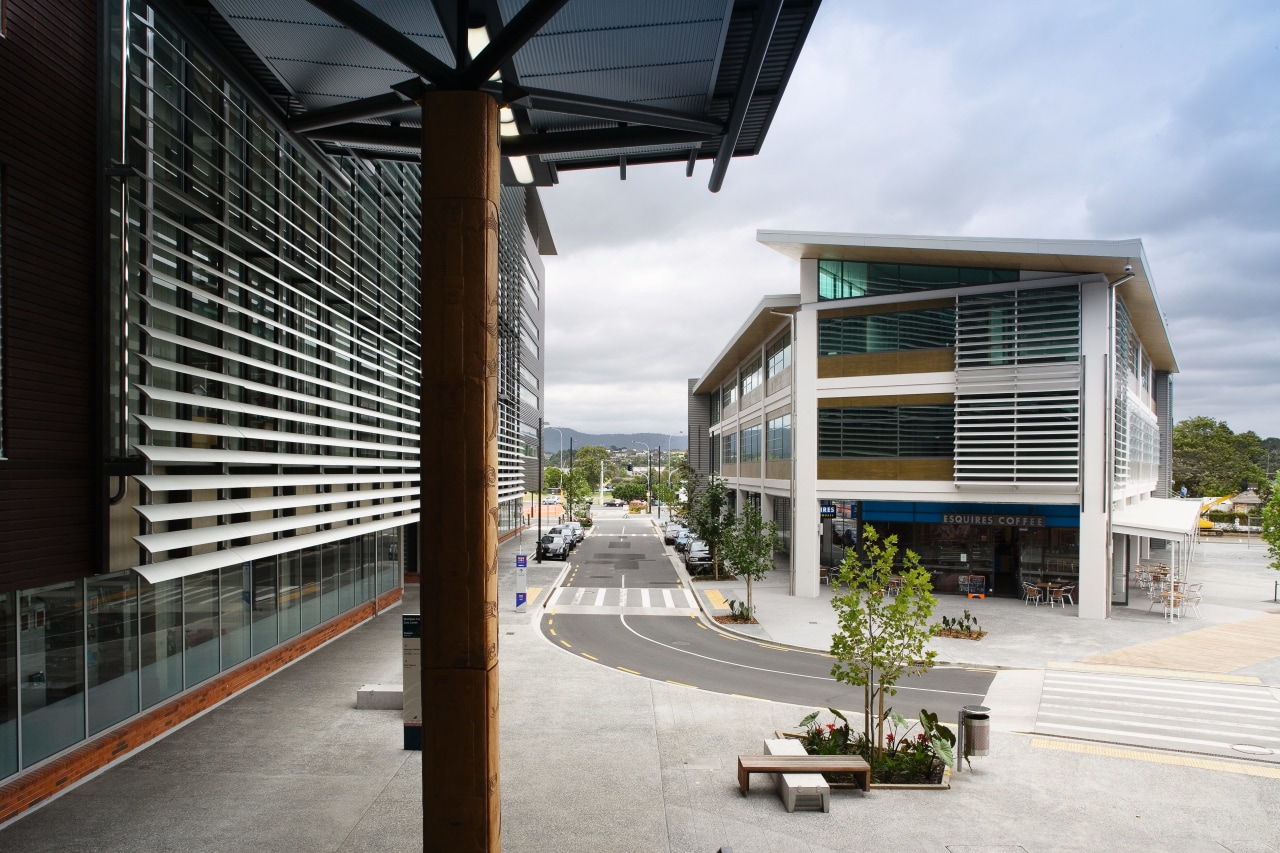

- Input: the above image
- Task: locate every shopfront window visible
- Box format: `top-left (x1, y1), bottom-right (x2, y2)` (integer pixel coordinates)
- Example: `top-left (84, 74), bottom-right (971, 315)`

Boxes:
top-left (19, 582), bottom-right (85, 767)
top-left (87, 574), bottom-right (139, 735)
top-left (0, 592), bottom-right (16, 778)
top-left (184, 572), bottom-right (219, 688)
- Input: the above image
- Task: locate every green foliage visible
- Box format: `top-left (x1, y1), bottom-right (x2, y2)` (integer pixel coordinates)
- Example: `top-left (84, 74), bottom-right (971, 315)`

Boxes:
top-left (797, 707), bottom-right (955, 783)
top-left (1173, 416), bottom-right (1266, 497)
top-left (1263, 473), bottom-right (1280, 572)
top-left (798, 708), bottom-right (863, 757)
top-left (561, 471), bottom-right (592, 518)
top-left (828, 524), bottom-right (938, 761)
top-left (544, 466), bottom-right (563, 490)
top-left (609, 480), bottom-right (646, 503)
top-left (936, 609), bottom-right (983, 639)
top-left (570, 445), bottom-right (614, 491)
top-left (652, 481), bottom-right (679, 508)
top-left (688, 475), bottom-right (733, 580)
top-left (722, 503), bottom-right (779, 616)
top-left (725, 599), bottom-right (753, 622)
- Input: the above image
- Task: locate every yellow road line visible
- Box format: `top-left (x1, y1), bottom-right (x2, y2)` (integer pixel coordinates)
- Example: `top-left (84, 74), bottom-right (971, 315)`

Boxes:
top-left (666, 680), bottom-right (698, 689)
top-left (1030, 738), bottom-right (1280, 778)
top-left (580, 653), bottom-right (598, 661)
top-left (732, 693), bottom-right (765, 701)
top-left (560, 640), bottom-right (571, 648)
top-left (719, 634), bottom-right (739, 641)
top-left (757, 644), bottom-right (788, 652)
top-left (549, 628), bottom-right (556, 636)
top-left (617, 667), bottom-right (641, 675)
top-left (697, 623), bottom-right (708, 630)
top-left (706, 590), bottom-right (730, 610)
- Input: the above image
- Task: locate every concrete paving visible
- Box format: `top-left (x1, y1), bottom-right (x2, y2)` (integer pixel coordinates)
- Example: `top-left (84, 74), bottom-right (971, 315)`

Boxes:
top-left (1, 516), bottom-right (1277, 852)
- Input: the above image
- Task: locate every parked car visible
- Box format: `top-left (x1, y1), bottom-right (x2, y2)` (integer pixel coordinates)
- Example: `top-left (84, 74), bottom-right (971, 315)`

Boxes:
top-left (663, 525), bottom-right (688, 545)
top-left (675, 530), bottom-right (696, 552)
top-left (563, 521), bottom-right (585, 543)
top-left (548, 525), bottom-right (576, 549)
top-left (684, 540), bottom-right (713, 573)
top-left (603, 499), bottom-right (625, 507)
top-left (537, 534), bottom-right (569, 561)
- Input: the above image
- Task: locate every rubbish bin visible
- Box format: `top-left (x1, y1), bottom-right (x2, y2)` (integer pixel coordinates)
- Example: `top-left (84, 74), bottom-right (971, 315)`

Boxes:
top-left (956, 704), bottom-right (990, 771)
top-left (963, 711), bottom-right (990, 757)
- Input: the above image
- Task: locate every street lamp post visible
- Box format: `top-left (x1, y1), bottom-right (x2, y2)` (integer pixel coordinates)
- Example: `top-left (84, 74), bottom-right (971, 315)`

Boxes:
top-left (546, 425), bottom-right (566, 517)
top-left (535, 418), bottom-right (544, 563)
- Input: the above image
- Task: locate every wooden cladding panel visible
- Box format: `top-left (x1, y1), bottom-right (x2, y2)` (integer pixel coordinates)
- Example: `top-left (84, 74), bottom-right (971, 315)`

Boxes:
top-left (0, 0), bottom-right (99, 593)
top-left (818, 348), bottom-right (956, 378)
top-left (818, 459), bottom-right (955, 481)
top-left (765, 460), bottom-right (791, 481)
top-left (819, 392), bottom-right (955, 408)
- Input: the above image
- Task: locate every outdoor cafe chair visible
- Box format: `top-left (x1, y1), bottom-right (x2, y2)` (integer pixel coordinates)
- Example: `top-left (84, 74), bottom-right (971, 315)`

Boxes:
top-left (1022, 583), bottom-right (1043, 607)
top-left (1054, 584), bottom-right (1076, 607)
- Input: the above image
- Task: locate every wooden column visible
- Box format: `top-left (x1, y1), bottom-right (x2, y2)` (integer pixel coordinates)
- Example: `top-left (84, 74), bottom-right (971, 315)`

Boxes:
top-left (418, 90), bottom-right (502, 852)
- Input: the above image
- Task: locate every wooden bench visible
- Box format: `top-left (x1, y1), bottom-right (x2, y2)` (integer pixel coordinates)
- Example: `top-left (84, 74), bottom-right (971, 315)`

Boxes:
top-left (737, 755), bottom-right (871, 810)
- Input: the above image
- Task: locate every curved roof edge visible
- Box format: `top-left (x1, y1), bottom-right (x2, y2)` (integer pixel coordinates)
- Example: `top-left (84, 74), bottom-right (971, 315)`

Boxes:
top-left (694, 293), bottom-right (800, 394)
top-left (757, 230), bottom-right (1177, 373)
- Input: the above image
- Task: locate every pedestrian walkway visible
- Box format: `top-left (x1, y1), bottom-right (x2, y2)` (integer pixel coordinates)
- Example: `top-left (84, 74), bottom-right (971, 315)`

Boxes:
top-left (546, 585), bottom-right (697, 615)
top-left (1034, 669), bottom-right (1280, 764)
top-left (1083, 614), bottom-right (1280, 673)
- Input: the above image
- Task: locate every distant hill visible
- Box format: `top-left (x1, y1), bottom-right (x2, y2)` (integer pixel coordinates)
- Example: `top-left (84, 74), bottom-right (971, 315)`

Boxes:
top-left (542, 428), bottom-right (687, 454)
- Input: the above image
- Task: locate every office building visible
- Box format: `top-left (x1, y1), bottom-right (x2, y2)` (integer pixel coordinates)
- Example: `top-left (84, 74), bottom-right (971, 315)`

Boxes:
top-left (690, 231), bottom-right (1200, 618)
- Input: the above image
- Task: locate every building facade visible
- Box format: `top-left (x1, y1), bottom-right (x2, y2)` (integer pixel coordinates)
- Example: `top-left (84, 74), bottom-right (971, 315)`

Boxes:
top-left (0, 0), bottom-right (549, 797)
top-left (690, 231), bottom-right (1195, 618)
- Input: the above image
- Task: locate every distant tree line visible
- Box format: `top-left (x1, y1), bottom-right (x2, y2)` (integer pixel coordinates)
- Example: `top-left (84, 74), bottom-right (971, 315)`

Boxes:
top-left (1172, 416), bottom-right (1278, 498)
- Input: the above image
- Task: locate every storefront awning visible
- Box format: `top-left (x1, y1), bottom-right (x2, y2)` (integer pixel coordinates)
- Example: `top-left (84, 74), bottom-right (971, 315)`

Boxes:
top-left (1111, 498), bottom-right (1203, 538)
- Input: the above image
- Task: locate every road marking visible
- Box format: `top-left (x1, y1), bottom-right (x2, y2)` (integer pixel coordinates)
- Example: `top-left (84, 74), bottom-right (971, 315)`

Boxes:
top-left (526, 586), bottom-right (542, 603)
top-left (560, 640), bottom-right (571, 648)
top-left (641, 589), bottom-right (651, 608)
top-left (757, 644), bottom-right (788, 652)
top-left (733, 693), bottom-right (766, 702)
top-left (549, 628), bottom-right (556, 636)
top-left (547, 588), bottom-right (565, 608)
top-left (662, 589), bottom-right (674, 608)
top-left (617, 667), bottom-right (641, 675)
top-left (697, 623), bottom-right (708, 630)
top-left (572, 588), bottom-right (586, 605)
top-left (666, 680), bottom-right (698, 689)
top-left (594, 588), bottom-right (607, 607)
top-left (1031, 738), bottom-right (1280, 778)
top-left (581, 653), bottom-right (599, 661)
top-left (683, 589), bottom-right (697, 608)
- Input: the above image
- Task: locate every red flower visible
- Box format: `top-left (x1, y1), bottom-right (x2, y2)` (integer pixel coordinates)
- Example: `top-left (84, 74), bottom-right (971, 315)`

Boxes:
top-left (886, 733), bottom-right (894, 744)
top-left (917, 733), bottom-right (927, 742)
top-left (825, 723), bottom-right (836, 732)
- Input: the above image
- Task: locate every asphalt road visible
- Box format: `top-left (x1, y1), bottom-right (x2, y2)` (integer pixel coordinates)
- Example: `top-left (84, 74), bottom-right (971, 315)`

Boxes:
top-left (540, 512), bottom-right (996, 722)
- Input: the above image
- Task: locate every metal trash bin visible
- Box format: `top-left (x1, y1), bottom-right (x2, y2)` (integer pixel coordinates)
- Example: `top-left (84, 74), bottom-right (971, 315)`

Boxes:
top-left (956, 704), bottom-right (990, 771)
top-left (963, 712), bottom-right (990, 757)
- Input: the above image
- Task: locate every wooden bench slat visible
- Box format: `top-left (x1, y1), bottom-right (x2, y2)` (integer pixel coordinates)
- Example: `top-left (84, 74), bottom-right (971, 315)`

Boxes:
top-left (737, 755), bottom-right (871, 794)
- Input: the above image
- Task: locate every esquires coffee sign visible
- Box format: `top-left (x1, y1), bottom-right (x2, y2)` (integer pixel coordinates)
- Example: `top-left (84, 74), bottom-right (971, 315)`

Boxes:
top-left (941, 514), bottom-right (1046, 528)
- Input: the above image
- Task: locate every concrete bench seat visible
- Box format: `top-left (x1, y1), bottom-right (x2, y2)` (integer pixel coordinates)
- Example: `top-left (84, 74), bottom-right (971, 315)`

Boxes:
top-left (738, 750), bottom-right (871, 813)
top-left (764, 738), bottom-right (829, 812)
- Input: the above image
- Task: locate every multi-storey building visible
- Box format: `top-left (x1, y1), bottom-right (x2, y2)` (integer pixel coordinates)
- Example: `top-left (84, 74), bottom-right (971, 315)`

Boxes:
top-left (0, 0), bottom-right (549, 795)
top-left (691, 231), bottom-right (1200, 618)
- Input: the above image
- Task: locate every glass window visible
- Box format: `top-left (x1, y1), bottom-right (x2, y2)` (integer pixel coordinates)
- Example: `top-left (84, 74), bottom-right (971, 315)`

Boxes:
top-left (740, 366), bottom-right (762, 397)
top-left (339, 539), bottom-right (360, 612)
top-left (278, 550), bottom-right (303, 642)
top-left (87, 574), bottom-right (139, 735)
top-left (818, 405), bottom-right (954, 459)
top-left (184, 572), bottom-right (219, 688)
top-left (251, 556), bottom-right (278, 655)
top-left (721, 382), bottom-right (736, 408)
top-left (321, 542), bottom-right (341, 619)
top-left (766, 414), bottom-right (792, 460)
top-left (818, 260), bottom-right (1017, 300)
top-left (819, 308), bottom-right (955, 356)
top-left (300, 545), bottom-right (323, 630)
top-left (19, 582), bottom-right (85, 767)
top-left (0, 592), bottom-right (17, 778)
top-left (140, 579), bottom-right (182, 709)
top-left (709, 389), bottom-right (721, 426)
top-left (722, 432), bottom-right (738, 464)
top-left (741, 425), bottom-right (762, 463)
top-left (766, 336), bottom-right (791, 377)
top-left (220, 564), bottom-right (250, 669)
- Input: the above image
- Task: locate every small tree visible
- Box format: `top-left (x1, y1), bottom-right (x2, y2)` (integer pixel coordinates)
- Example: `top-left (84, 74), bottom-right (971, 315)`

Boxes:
top-left (1262, 472), bottom-right (1280, 572)
top-left (828, 524), bottom-right (938, 761)
top-left (689, 476), bottom-right (732, 580)
top-left (561, 471), bottom-right (591, 518)
top-left (722, 503), bottom-right (779, 616)
top-left (544, 466), bottom-right (564, 490)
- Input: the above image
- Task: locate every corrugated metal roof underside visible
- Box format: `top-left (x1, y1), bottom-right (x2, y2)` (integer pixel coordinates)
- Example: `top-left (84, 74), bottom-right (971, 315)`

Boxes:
top-left (198, 0), bottom-right (820, 180)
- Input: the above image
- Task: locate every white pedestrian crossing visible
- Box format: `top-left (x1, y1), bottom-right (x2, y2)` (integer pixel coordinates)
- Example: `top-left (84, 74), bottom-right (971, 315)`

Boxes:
top-left (1034, 670), bottom-right (1280, 763)
top-left (546, 586), bottom-right (698, 616)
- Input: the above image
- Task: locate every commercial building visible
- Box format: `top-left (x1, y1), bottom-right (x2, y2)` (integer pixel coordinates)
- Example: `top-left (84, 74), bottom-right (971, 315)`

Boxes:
top-left (690, 231), bottom-right (1200, 618)
top-left (0, 0), bottom-right (551, 805)
top-left (2, 0), bottom-right (821, 838)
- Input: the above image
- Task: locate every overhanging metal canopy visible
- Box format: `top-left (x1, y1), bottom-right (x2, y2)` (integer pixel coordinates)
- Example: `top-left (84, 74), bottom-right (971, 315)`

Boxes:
top-left (193, 0), bottom-right (821, 190)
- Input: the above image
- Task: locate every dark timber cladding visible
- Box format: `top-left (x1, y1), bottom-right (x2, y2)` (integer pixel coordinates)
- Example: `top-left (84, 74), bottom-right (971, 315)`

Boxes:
top-left (0, 0), bottom-right (98, 591)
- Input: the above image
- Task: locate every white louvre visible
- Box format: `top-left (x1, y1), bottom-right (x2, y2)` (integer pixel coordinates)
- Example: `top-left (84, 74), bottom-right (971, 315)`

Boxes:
top-left (136, 415), bottom-right (417, 457)
top-left (136, 486), bottom-right (420, 523)
top-left (954, 286), bottom-right (1081, 486)
top-left (136, 445), bottom-right (420, 468)
top-left (135, 472), bottom-right (420, 492)
top-left (139, 385), bottom-right (416, 439)
top-left (132, 514), bottom-right (421, 585)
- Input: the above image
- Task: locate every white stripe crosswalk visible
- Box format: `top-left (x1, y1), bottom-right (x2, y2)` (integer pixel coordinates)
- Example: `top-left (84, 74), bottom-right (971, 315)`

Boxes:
top-left (1034, 670), bottom-right (1280, 763)
top-left (546, 586), bottom-right (697, 615)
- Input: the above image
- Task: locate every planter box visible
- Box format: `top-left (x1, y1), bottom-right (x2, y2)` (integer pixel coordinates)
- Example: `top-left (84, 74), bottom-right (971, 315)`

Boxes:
top-left (773, 730), bottom-right (951, 790)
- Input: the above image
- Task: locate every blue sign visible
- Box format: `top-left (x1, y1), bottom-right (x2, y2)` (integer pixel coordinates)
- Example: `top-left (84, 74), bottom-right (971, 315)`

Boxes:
top-left (820, 503), bottom-right (837, 518)
top-left (515, 592), bottom-right (526, 607)
top-left (516, 553), bottom-right (527, 568)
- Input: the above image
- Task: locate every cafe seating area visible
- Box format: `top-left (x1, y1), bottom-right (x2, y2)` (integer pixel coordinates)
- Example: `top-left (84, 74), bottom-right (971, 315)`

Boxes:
top-left (1021, 579), bottom-right (1077, 609)
top-left (1135, 563), bottom-right (1202, 621)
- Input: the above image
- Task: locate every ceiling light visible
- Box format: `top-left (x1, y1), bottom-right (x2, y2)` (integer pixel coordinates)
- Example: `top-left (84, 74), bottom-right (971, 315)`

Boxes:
top-left (509, 156), bottom-right (533, 184)
top-left (467, 26), bottom-right (489, 60)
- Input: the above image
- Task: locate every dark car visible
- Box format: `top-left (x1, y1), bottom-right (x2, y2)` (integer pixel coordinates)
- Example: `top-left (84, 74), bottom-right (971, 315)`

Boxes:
top-left (684, 540), bottom-right (712, 573)
top-left (537, 534), bottom-right (569, 561)
top-left (547, 525), bottom-right (576, 550)
top-left (603, 499), bottom-right (625, 507)
top-left (663, 525), bottom-right (688, 545)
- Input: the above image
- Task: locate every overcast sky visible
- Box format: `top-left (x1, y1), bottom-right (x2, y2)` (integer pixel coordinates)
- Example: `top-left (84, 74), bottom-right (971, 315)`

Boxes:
top-left (537, 0), bottom-right (1280, 441)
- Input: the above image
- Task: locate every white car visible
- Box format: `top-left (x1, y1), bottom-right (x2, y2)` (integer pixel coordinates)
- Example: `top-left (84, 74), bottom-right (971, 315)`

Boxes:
top-left (563, 521), bottom-right (585, 543)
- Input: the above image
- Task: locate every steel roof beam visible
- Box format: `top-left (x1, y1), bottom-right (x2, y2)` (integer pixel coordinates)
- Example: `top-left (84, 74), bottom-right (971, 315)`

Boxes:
top-left (308, 123), bottom-right (711, 158)
top-left (462, 0), bottom-right (572, 89)
top-left (429, 0), bottom-right (468, 69)
top-left (484, 83), bottom-right (724, 135)
top-left (302, 0), bottom-right (461, 88)
top-left (287, 91), bottom-right (413, 133)
top-left (708, 0), bottom-right (784, 192)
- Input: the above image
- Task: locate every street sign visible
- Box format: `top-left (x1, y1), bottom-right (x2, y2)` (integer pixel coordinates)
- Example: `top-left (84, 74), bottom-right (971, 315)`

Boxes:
top-left (516, 553), bottom-right (527, 568)
top-left (515, 561), bottom-right (528, 612)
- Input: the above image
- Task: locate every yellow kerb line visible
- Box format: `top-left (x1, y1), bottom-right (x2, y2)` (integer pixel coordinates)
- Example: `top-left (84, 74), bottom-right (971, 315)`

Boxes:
top-left (617, 667), bottom-right (641, 675)
top-left (560, 640), bottom-right (571, 648)
top-left (666, 680), bottom-right (698, 689)
top-left (580, 653), bottom-right (598, 661)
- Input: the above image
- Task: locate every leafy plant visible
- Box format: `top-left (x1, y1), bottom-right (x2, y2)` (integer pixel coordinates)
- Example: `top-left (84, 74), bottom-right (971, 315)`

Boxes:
top-left (935, 609), bottom-right (984, 639)
top-left (829, 524), bottom-right (938, 761)
top-left (721, 503), bottom-right (779, 616)
top-left (1263, 472), bottom-right (1280, 573)
top-left (726, 598), bottom-right (753, 622)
